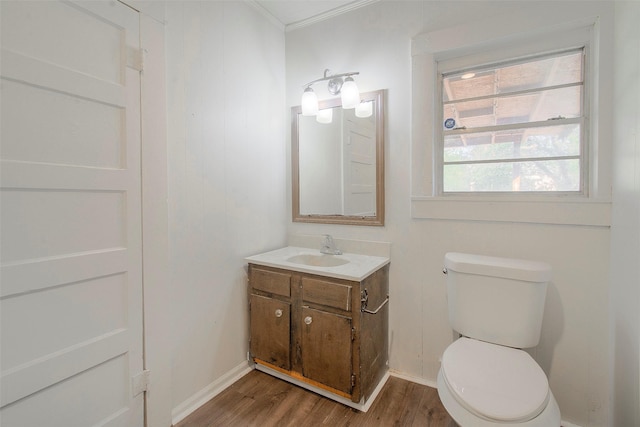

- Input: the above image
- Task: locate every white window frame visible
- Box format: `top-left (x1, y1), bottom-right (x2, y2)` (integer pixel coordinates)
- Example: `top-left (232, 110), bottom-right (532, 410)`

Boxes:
top-left (410, 8), bottom-right (613, 226)
top-left (436, 47), bottom-right (587, 196)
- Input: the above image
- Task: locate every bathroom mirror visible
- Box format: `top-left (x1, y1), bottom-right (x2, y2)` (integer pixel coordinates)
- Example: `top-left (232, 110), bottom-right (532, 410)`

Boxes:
top-left (292, 90), bottom-right (385, 226)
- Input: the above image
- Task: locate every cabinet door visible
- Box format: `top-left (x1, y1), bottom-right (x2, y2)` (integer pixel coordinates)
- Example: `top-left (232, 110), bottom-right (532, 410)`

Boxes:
top-left (301, 307), bottom-right (352, 394)
top-left (250, 294), bottom-right (291, 370)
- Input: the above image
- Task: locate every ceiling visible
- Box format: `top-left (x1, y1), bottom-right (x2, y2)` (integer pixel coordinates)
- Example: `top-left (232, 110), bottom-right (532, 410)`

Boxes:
top-left (254, 0), bottom-right (374, 29)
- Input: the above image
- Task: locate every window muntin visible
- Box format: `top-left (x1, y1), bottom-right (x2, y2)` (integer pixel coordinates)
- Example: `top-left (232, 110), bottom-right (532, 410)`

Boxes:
top-left (440, 49), bottom-right (585, 194)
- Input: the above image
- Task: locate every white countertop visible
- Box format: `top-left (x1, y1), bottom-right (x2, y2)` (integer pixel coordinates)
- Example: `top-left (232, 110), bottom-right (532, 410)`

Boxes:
top-left (245, 246), bottom-right (390, 281)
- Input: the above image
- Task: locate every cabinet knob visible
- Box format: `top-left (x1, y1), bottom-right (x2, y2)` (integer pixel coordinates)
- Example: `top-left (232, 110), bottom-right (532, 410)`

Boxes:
top-left (304, 316), bottom-right (313, 325)
top-left (275, 309), bottom-right (283, 318)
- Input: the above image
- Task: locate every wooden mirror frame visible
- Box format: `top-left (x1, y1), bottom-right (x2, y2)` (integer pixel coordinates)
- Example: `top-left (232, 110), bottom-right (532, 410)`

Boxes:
top-left (292, 89), bottom-right (385, 226)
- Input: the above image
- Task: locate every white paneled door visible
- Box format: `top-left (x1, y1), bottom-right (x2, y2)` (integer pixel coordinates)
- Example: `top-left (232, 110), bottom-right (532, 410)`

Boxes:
top-left (342, 112), bottom-right (376, 217)
top-left (1, 1), bottom-right (144, 426)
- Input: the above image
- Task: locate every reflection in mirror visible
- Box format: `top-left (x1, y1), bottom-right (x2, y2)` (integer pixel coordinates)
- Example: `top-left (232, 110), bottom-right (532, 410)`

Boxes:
top-left (299, 107), bottom-right (376, 215)
top-left (292, 90), bottom-right (384, 226)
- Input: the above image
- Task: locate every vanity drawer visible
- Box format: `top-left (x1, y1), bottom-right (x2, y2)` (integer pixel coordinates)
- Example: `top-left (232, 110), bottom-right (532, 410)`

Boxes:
top-left (302, 277), bottom-right (352, 311)
top-left (251, 267), bottom-right (291, 297)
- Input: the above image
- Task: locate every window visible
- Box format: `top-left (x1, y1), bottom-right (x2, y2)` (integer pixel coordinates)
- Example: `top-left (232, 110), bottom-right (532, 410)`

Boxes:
top-left (411, 10), bottom-right (611, 225)
top-left (438, 49), bottom-right (585, 194)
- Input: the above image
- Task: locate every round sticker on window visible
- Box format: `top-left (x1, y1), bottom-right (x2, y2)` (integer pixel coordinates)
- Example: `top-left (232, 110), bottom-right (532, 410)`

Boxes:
top-left (444, 118), bottom-right (456, 129)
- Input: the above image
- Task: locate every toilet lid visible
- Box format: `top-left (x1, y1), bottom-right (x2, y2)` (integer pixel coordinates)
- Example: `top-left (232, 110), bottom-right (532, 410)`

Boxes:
top-left (441, 337), bottom-right (550, 422)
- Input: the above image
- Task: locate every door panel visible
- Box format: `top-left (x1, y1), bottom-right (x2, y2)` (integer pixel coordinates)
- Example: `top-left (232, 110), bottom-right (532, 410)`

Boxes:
top-left (2, 356), bottom-right (131, 427)
top-left (1, 273), bottom-right (127, 370)
top-left (0, 1), bottom-right (143, 425)
top-left (1, 1), bottom-right (125, 83)
top-left (1, 77), bottom-right (124, 168)
top-left (1, 190), bottom-right (125, 262)
top-left (301, 307), bottom-right (352, 394)
top-left (250, 295), bottom-right (291, 370)
top-left (342, 114), bottom-right (376, 216)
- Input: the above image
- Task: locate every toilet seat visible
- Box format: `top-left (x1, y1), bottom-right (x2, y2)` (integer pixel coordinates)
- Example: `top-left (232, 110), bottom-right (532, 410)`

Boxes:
top-left (441, 338), bottom-right (549, 423)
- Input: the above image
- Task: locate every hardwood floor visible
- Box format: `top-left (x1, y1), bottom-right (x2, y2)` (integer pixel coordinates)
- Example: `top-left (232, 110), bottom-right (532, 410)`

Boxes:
top-left (175, 370), bottom-right (455, 427)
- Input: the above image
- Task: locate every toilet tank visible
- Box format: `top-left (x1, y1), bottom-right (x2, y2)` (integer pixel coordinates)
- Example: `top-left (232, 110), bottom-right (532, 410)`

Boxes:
top-left (444, 252), bottom-right (551, 349)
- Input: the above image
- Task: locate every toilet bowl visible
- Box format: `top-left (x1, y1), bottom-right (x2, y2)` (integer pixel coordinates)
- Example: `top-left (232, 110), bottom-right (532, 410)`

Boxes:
top-left (437, 338), bottom-right (560, 426)
top-left (438, 253), bottom-right (561, 426)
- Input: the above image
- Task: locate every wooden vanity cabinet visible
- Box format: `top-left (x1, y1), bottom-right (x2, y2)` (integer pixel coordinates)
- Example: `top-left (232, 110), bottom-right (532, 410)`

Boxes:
top-left (248, 263), bottom-right (389, 406)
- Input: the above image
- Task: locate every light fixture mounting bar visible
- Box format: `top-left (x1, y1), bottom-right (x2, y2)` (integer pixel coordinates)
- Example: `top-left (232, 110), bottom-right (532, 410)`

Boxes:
top-left (302, 70), bottom-right (360, 88)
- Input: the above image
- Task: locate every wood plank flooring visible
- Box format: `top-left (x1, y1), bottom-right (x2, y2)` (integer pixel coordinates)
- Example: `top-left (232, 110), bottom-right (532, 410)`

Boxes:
top-left (175, 370), bottom-right (455, 427)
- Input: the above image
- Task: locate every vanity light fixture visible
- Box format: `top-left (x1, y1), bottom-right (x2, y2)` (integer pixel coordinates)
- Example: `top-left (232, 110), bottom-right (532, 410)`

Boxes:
top-left (340, 76), bottom-right (360, 109)
top-left (355, 100), bottom-right (373, 118)
top-left (301, 69), bottom-right (361, 115)
top-left (301, 87), bottom-right (319, 116)
top-left (316, 108), bottom-right (333, 124)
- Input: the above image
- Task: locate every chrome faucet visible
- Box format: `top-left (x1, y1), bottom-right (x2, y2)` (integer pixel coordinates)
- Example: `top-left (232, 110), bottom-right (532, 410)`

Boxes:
top-left (320, 234), bottom-right (342, 255)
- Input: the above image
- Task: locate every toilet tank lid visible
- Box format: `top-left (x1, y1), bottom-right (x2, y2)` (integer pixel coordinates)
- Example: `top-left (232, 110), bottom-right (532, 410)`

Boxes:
top-left (444, 252), bottom-right (551, 282)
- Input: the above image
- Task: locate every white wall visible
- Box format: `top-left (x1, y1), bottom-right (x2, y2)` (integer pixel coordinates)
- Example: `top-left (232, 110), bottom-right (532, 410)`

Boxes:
top-left (286, 2), bottom-right (618, 426)
top-left (164, 1), bottom-right (287, 420)
top-left (610, 2), bottom-right (640, 426)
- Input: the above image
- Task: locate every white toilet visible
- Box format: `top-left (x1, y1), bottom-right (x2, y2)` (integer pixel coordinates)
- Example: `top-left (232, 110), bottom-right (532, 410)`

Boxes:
top-left (437, 252), bottom-right (561, 426)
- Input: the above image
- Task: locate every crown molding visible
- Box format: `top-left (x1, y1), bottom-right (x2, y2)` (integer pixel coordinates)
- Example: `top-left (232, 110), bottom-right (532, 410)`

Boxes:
top-left (247, 0), bottom-right (379, 33)
top-left (285, 0), bottom-right (379, 32)
top-left (246, 1), bottom-right (286, 31)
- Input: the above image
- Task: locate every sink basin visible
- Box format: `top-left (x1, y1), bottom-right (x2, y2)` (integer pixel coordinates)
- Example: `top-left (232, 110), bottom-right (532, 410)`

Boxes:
top-left (286, 254), bottom-right (349, 267)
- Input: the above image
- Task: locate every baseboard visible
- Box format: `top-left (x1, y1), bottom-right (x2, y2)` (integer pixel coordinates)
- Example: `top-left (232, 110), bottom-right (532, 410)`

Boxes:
top-left (171, 361), bottom-right (253, 426)
top-left (388, 369), bottom-right (438, 389)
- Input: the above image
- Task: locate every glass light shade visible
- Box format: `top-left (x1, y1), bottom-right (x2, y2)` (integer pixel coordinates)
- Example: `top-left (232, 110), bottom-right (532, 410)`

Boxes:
top-left (301, 87), bottom-right (318, 116)
top-left (355, 101), bottom-right (373, 118)
top-left (340, 76), bottom-right (360, 109)
top-left (316, 108), bottom-right (333, 124)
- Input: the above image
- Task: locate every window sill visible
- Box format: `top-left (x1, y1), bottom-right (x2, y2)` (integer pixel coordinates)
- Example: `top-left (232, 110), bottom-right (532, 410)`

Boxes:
top-left (411, 197), bottom-right (611, 226)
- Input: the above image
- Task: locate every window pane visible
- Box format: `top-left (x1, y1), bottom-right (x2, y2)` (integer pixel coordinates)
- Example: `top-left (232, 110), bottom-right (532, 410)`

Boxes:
top-left (443, 50), bottom-right (583, 102)
top-left (496, 51), bottom-right (583, 94)
top-left (443, 86), bottom-right (582, 130)
top-left (443, 159), bottom-right (580, 192)
top-left (444, 124), bottom-right (580, 162)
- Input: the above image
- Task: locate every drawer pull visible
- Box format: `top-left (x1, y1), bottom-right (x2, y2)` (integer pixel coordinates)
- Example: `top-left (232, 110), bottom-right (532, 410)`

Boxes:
top-left (304, 316), bottom-right (313, 325)
top-left (275, 309), bottom-right (283, 318)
